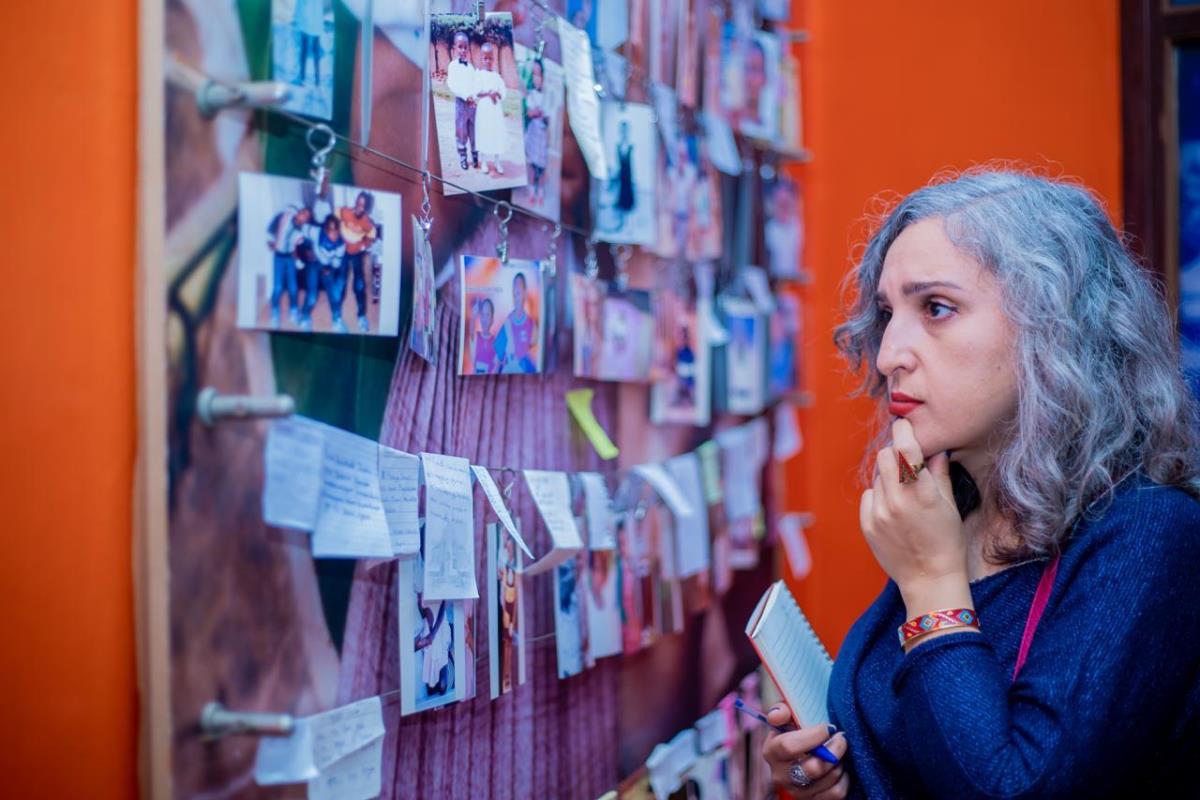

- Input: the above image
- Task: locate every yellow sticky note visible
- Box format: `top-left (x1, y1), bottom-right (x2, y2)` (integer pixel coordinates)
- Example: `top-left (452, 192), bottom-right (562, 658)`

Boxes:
top-left (566, 388), bottom-right (619, 461)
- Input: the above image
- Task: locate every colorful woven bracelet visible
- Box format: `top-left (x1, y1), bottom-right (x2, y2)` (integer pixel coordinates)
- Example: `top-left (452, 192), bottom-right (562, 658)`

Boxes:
top-left (897, 608), bottom-right (979, 647)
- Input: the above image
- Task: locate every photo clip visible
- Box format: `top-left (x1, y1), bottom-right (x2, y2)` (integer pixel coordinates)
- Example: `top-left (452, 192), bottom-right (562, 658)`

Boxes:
top-left (584, 236), bottom-right (600, 281)
top-left (612, 244), bottom-right (632, 290)
top-left (544, 223), bottom-right (562, 276)
top-left (494, 201), bottom-right (513, 263)
top-left (419, 169), bottom-right (434, 239)
top-left (306, 123), bottom-right (336, 196)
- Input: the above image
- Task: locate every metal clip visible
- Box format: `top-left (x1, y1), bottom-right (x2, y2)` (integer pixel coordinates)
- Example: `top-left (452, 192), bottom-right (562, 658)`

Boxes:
top-left (494, 201), bottom-right (513, 263)
top-left (307, 123), bottom-right (336, 195)
top-left (200, 702), bottom-right (294, 740)
top-left (584, 236), bottom-right (600, 281)
top-left (196, 387), bottom-right (295, 426)
top-left (611, 244), bottom-right (632, 290)
top-left (419, 170), bottom-right (434, 236)
top-left (544, 223), bottom-right (562, 276)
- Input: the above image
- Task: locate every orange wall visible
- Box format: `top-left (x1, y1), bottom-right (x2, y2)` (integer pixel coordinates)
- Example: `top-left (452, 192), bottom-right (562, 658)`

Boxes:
top-left (0, 1), bottom-right (139, 797)
top-left (788, 1), bottom-right (1122, 652)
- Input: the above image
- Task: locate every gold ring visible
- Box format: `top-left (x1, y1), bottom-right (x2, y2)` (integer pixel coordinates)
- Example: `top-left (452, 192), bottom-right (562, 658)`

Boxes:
top-left (898, 453), bottom-right (925, 484)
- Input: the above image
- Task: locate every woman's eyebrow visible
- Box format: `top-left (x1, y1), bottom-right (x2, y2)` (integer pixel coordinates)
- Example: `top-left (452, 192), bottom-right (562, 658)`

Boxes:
top-left (874, 280), bottom-right (964, 303)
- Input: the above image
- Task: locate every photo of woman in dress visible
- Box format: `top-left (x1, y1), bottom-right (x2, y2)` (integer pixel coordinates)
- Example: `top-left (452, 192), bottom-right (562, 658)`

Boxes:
top-left (474, 42), bottom-right (509, 176)
top-left (522, 59), bottom-right (549, 204)
top-left (595, 102), bottom-right (657, 245)
top-left (513, 45), bottom-right (566, 221)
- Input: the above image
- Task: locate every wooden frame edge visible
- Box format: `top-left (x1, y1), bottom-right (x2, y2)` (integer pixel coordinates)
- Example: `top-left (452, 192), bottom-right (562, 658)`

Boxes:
top-left (136, 0), bottom-right (172, 796)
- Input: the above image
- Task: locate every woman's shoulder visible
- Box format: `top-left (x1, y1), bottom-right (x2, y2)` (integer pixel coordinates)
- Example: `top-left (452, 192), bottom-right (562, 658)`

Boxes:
top-left (1068, 472), bottom-right (1200, 561)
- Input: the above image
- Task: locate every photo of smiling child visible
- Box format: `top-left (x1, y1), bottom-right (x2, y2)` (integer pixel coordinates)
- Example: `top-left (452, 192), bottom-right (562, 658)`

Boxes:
top-left (512, 45), bottom-right (566, 221)
top-left (459, 255), bottom-right (545, 376)
top-left (431, 12), bottom-right (528, 195)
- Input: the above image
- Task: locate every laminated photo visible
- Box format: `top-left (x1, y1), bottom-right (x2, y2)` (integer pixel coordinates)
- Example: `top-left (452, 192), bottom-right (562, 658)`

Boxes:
top-left (718, 26), bottom-right (782, 143)
top-left (572, 274), bottom-right (657, 382)
top-left (651, 289), bottom-right (712, 426)
top-left (553, 548), bottom-right (588, 679)
top-left (271, 0), bottom-right (334, 119)
top-left (512, 46), bottom-right (567, 221)
top-left (768, 290), bottom-right (801, 400)
top-left (459, 255), bottom-right (545, 375)
top-left (585, 548), bottom-right (622, 661)
top-left (652, 132), bottom-right (723, 261)
top-left (398, 554), bottom-right (468, 715)
top-left (721, 297), bottom-right (767, 415)
top-left (593, 102), bottom-right (659, 246)
top-left (487, 523), bottom-right (527, 697)
top-left (237, 173), bottom-right (401, 336)
top-left (763, 176), bottom-right (804, 279)
top-left (430, 12), bottom-right (528, 195)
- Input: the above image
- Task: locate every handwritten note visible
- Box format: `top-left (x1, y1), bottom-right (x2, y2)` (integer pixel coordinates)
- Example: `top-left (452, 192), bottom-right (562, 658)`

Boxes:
top-left (378, 447), bottom-right (420, 556)
top-left (695, 441), bottom-right (724, 505)
top-left (420, 452), bottom-right (478, 600)
top-left (566, 388), bottom-right (619, 460)
top-left (523, 469), bottom-right (583, 575)
top-left (310, 696), bottom-right (384, 770)
top-left (632, 463), bottom-right (695, 518)
top-left (579, 472), bottom-right (615, 550)
top-left (254, 696), bottom-right (384, 789)
top-left (559, 18), bottom-right (608, 178)
top-left (717, 425), bottom-right (761, 522)
top-left (313, 429), bottom-right (393, 559)
top-left (307, 736), bottom-right (383, 800)
top-left (471, 465), bottom-right (533, 559)
top-left (665, 453), bottom-right (710, 578)
top-left (263, 417), bottom-right (326, 530)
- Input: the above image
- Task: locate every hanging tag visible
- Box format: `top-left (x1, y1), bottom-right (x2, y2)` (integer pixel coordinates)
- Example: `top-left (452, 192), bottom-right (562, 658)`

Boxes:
top-left (471, 465), bottom-right (534, 559)
top-left (558, 18), bottom-right (608, 177)
top-left (419, 452), bottom-right (479, 600)
top-left (522, 469), bottom-right (584, 575)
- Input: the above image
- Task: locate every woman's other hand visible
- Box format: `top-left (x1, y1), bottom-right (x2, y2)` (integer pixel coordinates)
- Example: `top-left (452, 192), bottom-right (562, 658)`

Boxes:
top-left (762, 704), bottom-right (850, 798)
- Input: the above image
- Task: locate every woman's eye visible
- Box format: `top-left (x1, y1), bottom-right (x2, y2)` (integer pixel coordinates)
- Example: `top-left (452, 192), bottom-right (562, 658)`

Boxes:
top-left (927, 300), bottom-right (956, 320)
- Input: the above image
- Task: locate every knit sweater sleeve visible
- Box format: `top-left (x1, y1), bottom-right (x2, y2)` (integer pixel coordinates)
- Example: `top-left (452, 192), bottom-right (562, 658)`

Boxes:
top-left (892, 484), bottom-right (1200, 799)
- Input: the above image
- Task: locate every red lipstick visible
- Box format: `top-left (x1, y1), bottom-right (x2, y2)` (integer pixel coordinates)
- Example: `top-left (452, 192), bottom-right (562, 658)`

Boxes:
top-left (888, 391), bottom-right (923, 417)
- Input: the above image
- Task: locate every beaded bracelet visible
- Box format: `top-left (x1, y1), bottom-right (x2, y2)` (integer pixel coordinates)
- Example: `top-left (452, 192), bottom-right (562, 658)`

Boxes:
top-left (897, 608), bottom-right (979, 647)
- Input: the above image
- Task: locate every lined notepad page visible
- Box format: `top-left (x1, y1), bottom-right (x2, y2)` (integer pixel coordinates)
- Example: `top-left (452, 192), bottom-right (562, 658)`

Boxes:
top-left (748, 581), bottom-right (833, 726)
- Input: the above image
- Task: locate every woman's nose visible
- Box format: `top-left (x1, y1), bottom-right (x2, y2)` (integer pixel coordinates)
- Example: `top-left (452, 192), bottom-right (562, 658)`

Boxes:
top-left (876, 320), bottom-right (916, 376)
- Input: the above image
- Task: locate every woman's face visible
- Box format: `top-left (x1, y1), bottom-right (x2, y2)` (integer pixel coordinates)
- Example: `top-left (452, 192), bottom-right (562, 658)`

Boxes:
top-left (873, 218), bottom-right (1018, 469)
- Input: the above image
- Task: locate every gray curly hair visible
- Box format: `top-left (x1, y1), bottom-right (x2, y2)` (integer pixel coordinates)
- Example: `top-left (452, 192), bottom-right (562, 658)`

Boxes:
top-left (834, 168), bottom-right (1200, 561)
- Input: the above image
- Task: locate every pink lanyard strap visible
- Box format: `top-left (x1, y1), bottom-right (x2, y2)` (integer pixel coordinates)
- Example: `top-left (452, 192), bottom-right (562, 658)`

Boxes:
top-left (1012, 554), bottom-right (1061, 682)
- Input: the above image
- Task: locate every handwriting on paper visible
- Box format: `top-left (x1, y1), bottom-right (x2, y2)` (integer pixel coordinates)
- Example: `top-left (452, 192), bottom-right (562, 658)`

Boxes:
top-left (307, 736), bottom-right (384, 800)
top-left (313, 429), bottom-right (394, 558)
top-left (632, 463), bottom-right (695, 518)
top-left (578, 472), bottom-right (615, 550)
top-left (263, 417), bottom-right (326, 530)
top-left (310, 696), bottom-right (384, 770)
top-left (558, 19), bottom-right (608, 178)
top-left (420, 452), bottom-right (478, 600)
top-left (522, 469), bottom-right (583, 575)
top-left (471, 465), bottom-right (533, 558)
top-left (666, 453), bottom-right (710, 578)
top-left (378, 447), bottom-right (420, 556)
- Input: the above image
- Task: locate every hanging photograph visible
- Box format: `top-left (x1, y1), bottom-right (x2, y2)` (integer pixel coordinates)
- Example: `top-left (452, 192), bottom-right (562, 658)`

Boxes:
top-left (572, 274), bottom-right (657, 382)
top-left (566, 0), bottom-right (629, 50)
top-left (651, 289), bottom-right (712, 426)
top-left (237, 173), bottom-right (402, 336)
top-left (778, 50), bottom-right (805, 156)
top-left (653, 132), bottom-right (724, 261)
top-left (487, 523), bottom-right (527, 698)
top-left (409, 216), bottom-right (437, 363)
top-left (593, 102), bottom-right (659, 246)
top-left (271, 0), bottom-right (334, 119)
top-left (675, 0), bottom-right (702, 107)
top-left (763, 176), bottom-right (804, 279)
top-left (585, 548), bottom-right (622, 661)
top-left (718, 26), bottom-right (782, 143)
top-left (398, 554), bottom-right (468, 715)
top-left (720, 297), bottom-right (767, 415)
top-left (511, 45), bottom-right (567, 221)
top-left (459, 255), bottom-right (545, 375)
top-left (553, 549), bottom-right (588, 679)
top-left (430, 12), bottom-right (528, 195)
top-left (648, 0), bottom-right (679, 88)
top-left (768, 290), bottom-right (801, 400)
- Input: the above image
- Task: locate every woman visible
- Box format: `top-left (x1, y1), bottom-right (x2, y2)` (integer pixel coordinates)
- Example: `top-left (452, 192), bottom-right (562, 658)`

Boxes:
top-left (763, 169), bottom-right (1200, 798)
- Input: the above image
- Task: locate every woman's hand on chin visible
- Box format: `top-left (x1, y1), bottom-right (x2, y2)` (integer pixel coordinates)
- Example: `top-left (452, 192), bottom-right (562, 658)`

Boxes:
top-left (859, 419), bottom-right (969, 601)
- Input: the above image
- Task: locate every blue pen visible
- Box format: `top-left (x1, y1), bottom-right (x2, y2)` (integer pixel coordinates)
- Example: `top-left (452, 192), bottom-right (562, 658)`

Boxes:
top-left (732, 698), bottom-right (840, 765)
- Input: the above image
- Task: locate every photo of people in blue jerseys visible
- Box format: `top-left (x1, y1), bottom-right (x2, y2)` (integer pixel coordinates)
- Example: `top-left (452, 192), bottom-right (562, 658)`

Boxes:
top-left (236, 173), bottom-right (402, 337)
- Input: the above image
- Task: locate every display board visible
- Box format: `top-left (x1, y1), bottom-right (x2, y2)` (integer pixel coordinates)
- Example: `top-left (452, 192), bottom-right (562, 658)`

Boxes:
top-left (145, 0), bottom-right (809, 797)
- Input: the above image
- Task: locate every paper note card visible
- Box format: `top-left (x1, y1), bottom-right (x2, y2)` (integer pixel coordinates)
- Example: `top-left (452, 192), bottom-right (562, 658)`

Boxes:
top-left (632, 464), bottom-right (695, 518)
top-left (471, 465), bottom-right (533, 559)
top-left (559, 18), bottom-right (608, 178)
top-left (313, 429), bottom-right (394, 559)
top-left (420, 452), bottom-right (478, 600)
top-left (263, 417), bottom-right (327, 530)
top-left (523, 469), bottom-right (584, 575)
top-left (579, 472), bottom-right (615, 550)
top-left (378, 446), bottom-right (420, 556)
top-left (255, 720), bottom-right (319, 785)
top-left (307, 736), bottom-right (383, 800)
top-left (665, 453), bottom-right (710, 578)
top-left (566, 388), bottom-right (619, 460)
top-left (254, 696), bottom-right (384, 788)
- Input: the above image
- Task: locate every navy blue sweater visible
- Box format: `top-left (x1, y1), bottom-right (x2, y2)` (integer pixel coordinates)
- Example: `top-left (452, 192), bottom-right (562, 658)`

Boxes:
top-left (827, 475), bottom-right (1200, 798)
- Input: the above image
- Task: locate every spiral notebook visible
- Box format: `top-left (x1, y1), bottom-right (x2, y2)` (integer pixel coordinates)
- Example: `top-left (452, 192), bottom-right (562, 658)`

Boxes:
top-left (745, 580), bottom-right (834, 726)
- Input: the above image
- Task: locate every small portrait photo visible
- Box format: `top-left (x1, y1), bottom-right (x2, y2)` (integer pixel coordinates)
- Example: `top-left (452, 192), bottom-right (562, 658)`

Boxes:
top-left (271, 0), bottom-right (334, 119)
top-left (651, 290), bottom-right (711, 426)
top-left (768, 290), bottom-right (801, 400)
top-left (567, 0), bottom-right (628, 50)
top-left (511, 45), bottom-right (566, 221)
top-left (554, 550), bottom-right (588, 679)
top-left (593, 102), bottom-right (658, 246)
top-left (585, 548), bottom-right (622, 661)
top-left (654, 133), bottom-right (724, 261)
top-left (398, 554), bottom-right (467, 715)
top-left (430, 12), bottom-right (528, 195)
top-left (778, 51), bottom-right (805, 155)
top-left (409, 216), bottom-right (437, 363)
top-left (487, 523), bottom-right (527, 698)
top-left (236, 173), bottom-right (402, 336)
top-left (459, 255), bottom-right (545, 375)
top-left (719, 26), bottom-right (782, 143)
top-left (763, 176), bottom-right (804, 279)
top-left (721, 297), bottom-right (767, 415)
top-left (572, 274), bottom-right (657, 382)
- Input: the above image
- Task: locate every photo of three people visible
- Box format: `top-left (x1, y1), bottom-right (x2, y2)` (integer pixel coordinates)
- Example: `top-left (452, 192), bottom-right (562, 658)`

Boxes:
top-left (237, 173), bottom-right (402, 337)
top-left (431, 12), bottom-right (529, 195)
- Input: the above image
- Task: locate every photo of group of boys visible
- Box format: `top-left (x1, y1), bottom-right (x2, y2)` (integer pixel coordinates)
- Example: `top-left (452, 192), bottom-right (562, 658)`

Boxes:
top-left (236, 173), bottom-right (402, 337)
